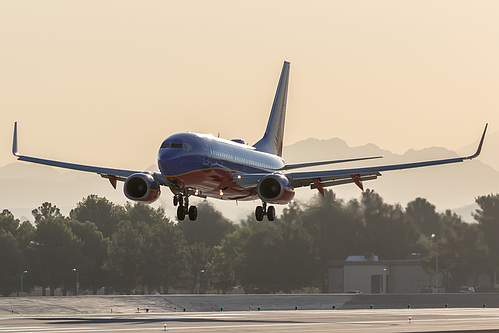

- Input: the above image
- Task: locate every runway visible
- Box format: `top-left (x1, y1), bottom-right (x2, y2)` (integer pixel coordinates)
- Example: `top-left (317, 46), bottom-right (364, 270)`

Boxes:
top-left (2, 308), bottom-right (499, 332)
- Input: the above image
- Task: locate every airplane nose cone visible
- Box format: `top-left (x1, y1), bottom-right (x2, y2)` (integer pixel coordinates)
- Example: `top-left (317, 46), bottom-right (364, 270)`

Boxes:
top-left (158, 149), bottom-right (177, 176)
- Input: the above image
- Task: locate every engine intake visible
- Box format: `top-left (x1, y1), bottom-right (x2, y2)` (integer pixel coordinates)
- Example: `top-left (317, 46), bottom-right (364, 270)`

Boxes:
top-left (124, 173), bottom-right (161, 204)
top-left (257, 174), bottom-right (295, 204)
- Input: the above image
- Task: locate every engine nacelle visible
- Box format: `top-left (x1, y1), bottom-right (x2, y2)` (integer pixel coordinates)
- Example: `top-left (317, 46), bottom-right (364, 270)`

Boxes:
top-left (124, 173), bottom-right (161, 204)
top-left (257, 174), bottom-right (295, 204)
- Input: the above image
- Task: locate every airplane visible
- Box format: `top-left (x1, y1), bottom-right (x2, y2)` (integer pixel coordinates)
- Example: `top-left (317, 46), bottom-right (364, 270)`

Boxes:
top-left (12, 61), bottom-right (487, 221)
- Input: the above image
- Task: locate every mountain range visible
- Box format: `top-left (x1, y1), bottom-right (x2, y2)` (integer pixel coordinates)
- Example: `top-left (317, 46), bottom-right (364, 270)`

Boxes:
top-left (1, 133), bottom-right (498, 223)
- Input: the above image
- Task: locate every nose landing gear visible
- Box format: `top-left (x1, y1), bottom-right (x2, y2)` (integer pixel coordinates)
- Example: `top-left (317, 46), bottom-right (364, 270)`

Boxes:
top-left (174, 194), bottom-right (197, 221)
top-left (255, 202), bottom-right (275, 221)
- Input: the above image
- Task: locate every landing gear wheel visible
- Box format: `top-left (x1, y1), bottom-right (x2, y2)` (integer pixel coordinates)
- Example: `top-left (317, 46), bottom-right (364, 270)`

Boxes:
top-left (177, 206), bottom-right (186, 220)
top-left (267, 206), bottom-right (276, 221)
top-left (173, 196), bottom-right (178, 206)
top-left (255, 206), bottom-right (264, 221)
top-left (188, 206), bottom-right (198, 221)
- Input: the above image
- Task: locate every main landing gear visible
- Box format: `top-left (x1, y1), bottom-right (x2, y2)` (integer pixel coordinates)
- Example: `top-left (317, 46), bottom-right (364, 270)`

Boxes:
top-left (255, 202), bottom-right (275, 221)
top-left (174, 194), bottom-right (197, 221)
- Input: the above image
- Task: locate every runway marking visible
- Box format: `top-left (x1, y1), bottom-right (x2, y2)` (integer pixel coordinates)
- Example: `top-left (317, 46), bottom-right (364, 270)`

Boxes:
top-left (342, 316), bottom-right (499, 325)
top-left (3, 309), bottom-right (499, 332)
top-left (0, 328), bottom-right (102, 332)
top-left (4, 316), bottom-right (499, 333)
top-left (0, 323), bottom-right (328, 332)
top-left (0, 328), bottom-right (106, 332)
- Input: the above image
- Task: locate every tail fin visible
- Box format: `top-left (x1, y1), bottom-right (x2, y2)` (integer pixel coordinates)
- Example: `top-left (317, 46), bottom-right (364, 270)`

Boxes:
top-left (253, 61), bottom-right (290, 157)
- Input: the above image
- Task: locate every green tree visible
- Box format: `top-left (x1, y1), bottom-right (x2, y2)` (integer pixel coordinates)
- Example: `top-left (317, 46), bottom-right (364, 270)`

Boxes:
top-left (67, 219), bottom-right (108, 294)
top-left (406, 198), bottom-right (441, 236)
top-left (299, 191), bottom-right (363, 263)
top-left (207, 231), bottom-right (243, 293)
top-left (0, 210), bottom-right (31, 296)
top-left (0, 209), bottom-right (19, 235)
top-left (178, 201), bottom-right (235, 246)
top-left (32, 202), bottom-right (62, 224)
top-left (359, 190), bottom-right (417, 260)
top-left (0, 229), bottom-right (23, 296)
top-left (107, 220), bottom-right (142, 293)
top-left (123, 202), bottom-right (165, 227)
top-left (33, 217), bottom-right (84, 295)
top-left (474, 194), bottom-right (499, 287)
top-left (106, 203), bottom-right (190, 294)
top-left (70, 195), bottom-right (124, 238)
top-left (139, 217), bottom-right (188, 293)
top-left (235, 219), bottom-right (319, 293)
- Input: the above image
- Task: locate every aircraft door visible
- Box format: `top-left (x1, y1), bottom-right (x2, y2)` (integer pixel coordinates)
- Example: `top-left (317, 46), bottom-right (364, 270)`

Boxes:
top-left (202, 140), bottom-right (211, 167)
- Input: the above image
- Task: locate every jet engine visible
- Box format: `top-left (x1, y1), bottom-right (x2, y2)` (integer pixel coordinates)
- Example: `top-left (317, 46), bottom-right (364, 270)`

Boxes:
top-left (257, 174), bottom-right (295, 204)
top-left (124, 173), bottom-right (161, 204)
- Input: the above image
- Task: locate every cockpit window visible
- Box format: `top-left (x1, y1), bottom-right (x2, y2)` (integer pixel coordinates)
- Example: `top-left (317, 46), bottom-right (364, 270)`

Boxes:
top-left (161, 142), bottom-right (192, 151)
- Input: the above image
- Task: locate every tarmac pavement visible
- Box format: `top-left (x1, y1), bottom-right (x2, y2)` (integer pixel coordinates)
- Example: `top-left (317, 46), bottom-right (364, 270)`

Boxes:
top-left (2, 308), bottom-right (499, 332)
top-left (2, 294), bottom-right (499, 332)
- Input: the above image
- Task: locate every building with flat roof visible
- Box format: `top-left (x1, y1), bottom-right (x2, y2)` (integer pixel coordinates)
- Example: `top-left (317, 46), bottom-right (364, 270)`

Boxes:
top-left (327, 254), bottom-right (437, 293)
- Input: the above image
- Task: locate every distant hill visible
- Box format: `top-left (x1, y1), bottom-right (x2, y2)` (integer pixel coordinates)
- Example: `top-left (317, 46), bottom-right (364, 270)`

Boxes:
top-left (1, 137), bottom-right (496, 223)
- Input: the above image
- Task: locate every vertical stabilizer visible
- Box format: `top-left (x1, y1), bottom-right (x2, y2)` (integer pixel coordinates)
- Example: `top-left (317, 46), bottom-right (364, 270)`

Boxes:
top-left (253, 61), bottom-right (290, 157)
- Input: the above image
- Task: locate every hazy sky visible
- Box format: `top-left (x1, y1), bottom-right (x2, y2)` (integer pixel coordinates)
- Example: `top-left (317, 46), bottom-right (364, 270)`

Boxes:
top-left (1, 1), bottom-right (498, 171)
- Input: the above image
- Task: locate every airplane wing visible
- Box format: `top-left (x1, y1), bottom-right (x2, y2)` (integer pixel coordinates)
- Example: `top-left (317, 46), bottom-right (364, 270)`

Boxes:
top-left (12, 122), bottom-right (169, 188)
top-left (282, 155), bottom-right (383, 170)
top-left (288, 124), bottom-right (488, 194)
top-left (233, 124), bottom-right (487, 195)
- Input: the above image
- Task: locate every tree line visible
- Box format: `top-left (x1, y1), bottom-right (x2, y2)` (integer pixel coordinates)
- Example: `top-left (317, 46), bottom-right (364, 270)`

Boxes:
top-left (1, 190), bottom-right (499, 296)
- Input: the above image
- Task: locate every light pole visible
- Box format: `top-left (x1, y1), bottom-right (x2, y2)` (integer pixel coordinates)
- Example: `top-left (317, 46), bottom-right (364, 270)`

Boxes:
top-left (20, 270), bottom-right (28, 296)
top-left (72, 268), bottom-right (79, 296)
top-left (196, 269), bottom-right (205, 295)
top-left (431, 234), bottom-right (439, 293)
top-left (380, 268), bottom-right (387, 294)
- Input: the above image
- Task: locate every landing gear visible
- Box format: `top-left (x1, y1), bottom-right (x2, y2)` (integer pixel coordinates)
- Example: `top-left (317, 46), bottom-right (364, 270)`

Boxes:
top-left (188, 206), bottom-right (198, 221)
top-left (255, 202), bottom-right (276, 221)
top-left (177, 205), bottom-right (186, 220)
top-left (255, 206), bottom-right (264, 221)
top-left (174, 193), bottom-right (197, 221)
top-left (267, 206), bottom-right (276, 221)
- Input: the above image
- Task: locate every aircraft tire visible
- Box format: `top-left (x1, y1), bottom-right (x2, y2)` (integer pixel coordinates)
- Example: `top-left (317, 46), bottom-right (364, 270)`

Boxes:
top-left (267, 206), bottom-right (276, 221)
top-left (189, 206), bottom-right (198, 221)
top-left (255, 206), bottom-right (264, 221)
top-left (173, 196), bottom-right (178, 206)
top-left (177, 206), bottom-right (186, 220)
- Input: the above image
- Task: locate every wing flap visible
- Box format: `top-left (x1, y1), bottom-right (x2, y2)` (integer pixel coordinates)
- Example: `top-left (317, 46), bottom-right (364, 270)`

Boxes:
top-left (309, 173), bottom-right (380, 190)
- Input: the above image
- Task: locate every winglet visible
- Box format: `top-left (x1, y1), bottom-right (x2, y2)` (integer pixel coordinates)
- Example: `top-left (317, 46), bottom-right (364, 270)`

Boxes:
top-left (12, 122), bottom-right (19, 157)
top-left (465, 123), bottom-right (488, 160)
